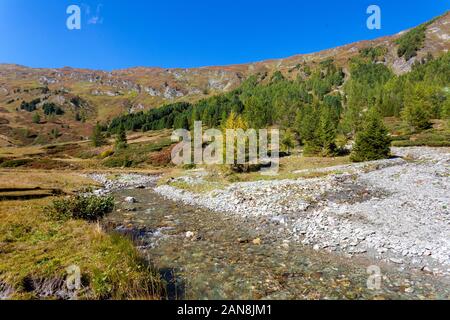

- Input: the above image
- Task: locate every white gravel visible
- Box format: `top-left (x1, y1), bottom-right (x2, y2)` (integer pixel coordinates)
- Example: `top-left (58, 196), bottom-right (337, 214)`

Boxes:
top-left (154, 147), bottom-right (450, 273)
top-left (85, 173), bottom-right (159, 195)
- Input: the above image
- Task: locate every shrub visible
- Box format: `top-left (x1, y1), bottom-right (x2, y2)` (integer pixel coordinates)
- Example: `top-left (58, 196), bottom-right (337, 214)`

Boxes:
top-left (32, 113), bottom-right (41, 124)
top-left (0, 159), bottom-right (32, 168)
top-left (99, 149), bottom-right (114, 159)
top-left (43, 103), bottom-right (64, 116)
top-left (48, 195), bottom-right (115, 222)
top-left (20, 99), bottom-right (40, 112)
top-left (103, 156), bottom-right (133, 168)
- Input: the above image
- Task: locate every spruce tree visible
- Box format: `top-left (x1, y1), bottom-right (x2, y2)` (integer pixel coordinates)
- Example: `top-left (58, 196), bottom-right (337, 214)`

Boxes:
top-left (318, 106), bottom-right (338, 156)
top-left (115, 125), bottom-right (128, 150)
top-left (91, 123), bottom-right (105, 147)
top-left (281, 129), bottom-right (295, 155)
top-left (298, 104), bottom-right (321, 155)
top-left (351, 109), bottom-right (391, 162)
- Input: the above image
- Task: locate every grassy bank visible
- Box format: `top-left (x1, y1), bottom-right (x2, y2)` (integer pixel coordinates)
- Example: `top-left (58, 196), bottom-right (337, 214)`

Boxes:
top-left (386, 118), bottom-right (450, 147)
top-left (0, 171), bottom-right (164, 300)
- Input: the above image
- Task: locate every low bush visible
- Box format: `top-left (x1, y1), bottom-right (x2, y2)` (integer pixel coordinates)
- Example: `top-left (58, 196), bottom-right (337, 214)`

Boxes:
top-left (102, 156), bottom-right (133, 168)
top-left (76, 150), bottom-right (99, 159)
top-left (0, 159), bottom-right (32, 168)
top-left (48, 195), bottom-right (115, 222)
top-left (99, 149), bottom-right (114, 159)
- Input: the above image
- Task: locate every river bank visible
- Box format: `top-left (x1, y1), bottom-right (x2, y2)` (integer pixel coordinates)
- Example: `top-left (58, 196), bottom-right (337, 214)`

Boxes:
top-left (0, 171), bottom-right (163, 300)
top-left (152, 147), bottom-right (450, 277)
top-left (89, 146), bottom-right (450, 299)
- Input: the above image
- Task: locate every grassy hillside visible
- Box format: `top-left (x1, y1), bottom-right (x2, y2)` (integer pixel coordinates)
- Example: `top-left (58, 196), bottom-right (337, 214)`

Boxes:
top-left (0, 12), bottom-right (448, 147)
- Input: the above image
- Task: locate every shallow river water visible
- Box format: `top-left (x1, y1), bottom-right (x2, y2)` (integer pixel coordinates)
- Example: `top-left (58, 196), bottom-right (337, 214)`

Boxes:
top-left (105, 187), bottom-right (450, 300)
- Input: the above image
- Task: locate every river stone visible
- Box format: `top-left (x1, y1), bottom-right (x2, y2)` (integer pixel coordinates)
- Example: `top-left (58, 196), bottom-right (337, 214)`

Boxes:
top-left (125, 197), bottom-right (137, 203)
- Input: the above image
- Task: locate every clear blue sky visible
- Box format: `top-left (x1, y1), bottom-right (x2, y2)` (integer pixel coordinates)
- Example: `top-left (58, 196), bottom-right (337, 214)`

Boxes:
top-left (0, 0), bottom-right (448, 70)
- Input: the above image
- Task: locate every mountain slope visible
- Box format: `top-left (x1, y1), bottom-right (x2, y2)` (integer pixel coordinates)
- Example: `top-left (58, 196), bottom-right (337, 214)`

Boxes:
top-left (0, 11), bottom-right (449, 146)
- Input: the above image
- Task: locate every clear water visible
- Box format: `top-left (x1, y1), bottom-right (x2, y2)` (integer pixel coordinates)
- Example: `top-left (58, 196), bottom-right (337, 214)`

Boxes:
top-left (105, 188), bottom-right (450, 300)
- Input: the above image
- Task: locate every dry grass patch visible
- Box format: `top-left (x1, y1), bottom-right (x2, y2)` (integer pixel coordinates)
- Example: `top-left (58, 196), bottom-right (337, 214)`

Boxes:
top-left (0, 145), bottom-right (45, 158)
top-left (0, 170), bottom-right (97, 194)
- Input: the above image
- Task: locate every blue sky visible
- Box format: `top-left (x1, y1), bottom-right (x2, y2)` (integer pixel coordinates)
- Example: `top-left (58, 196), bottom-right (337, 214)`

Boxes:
top-left (0, 0), bottom-right (448, 70)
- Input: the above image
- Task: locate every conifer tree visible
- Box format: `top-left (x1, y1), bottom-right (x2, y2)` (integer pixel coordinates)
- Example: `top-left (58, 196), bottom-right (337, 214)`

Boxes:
top-left (402, 84), bottom-right (433, 132)
top-left (281, 129), bottom-right (295, 155)
top-left (91, 123), bottom-right (105, 147)
top-left (318, 106), bottom-right (338, 156)
top-left (222, 111), bottom-right (249, 172)
top-left (297, 104), bottom-right (321, 155)
top-left (115, 125), bottom-right (128, 150)
top-left (351, 109), bottom-right (391, 162)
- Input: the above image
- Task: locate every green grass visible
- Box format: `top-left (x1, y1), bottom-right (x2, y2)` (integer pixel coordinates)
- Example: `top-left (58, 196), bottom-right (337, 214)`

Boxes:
top-left (392, 130), bottom-right (450, 147)
top-left (386, 117), bottom-right (450, 147)
top-left (0, 159), bottom-right (32, 168)
top-left (0, 198), bottom-right (164, 300)
top-left (103, 138), bottom-right (173, 168)
top-left (0, 171), bottom-right (163, 299)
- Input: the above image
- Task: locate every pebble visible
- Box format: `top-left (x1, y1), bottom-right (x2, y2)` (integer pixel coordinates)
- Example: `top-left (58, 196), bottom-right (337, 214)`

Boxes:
top-left (253, 238), bottom-right (262, 246)
top-left (390, 258), bottom-right (404, 264)
top-left (185, 231), bottom-right (195, 239)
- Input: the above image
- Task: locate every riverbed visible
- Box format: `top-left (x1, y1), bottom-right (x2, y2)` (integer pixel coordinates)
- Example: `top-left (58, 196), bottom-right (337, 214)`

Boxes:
top-left (104, 187), bottom-right (450, 300)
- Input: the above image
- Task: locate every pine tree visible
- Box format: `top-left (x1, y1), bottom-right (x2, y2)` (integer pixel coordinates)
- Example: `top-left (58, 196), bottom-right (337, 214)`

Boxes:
top-left (91, 123), bottom-right (105, 147)
top-left (351, 109), bottom-right (391, 162)
top-left (115, 125), bottom-right (128, 150)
